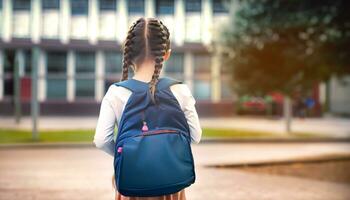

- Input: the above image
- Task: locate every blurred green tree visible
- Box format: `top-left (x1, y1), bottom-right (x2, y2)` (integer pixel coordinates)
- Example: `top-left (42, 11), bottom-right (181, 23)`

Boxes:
top-left (220, 0), bottom-right (350, 132)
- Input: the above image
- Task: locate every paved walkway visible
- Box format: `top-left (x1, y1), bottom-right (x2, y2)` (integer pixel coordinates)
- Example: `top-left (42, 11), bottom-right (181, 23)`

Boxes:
top-left (1, 116), bottom-right (349, 137)
top-left (201, 117), bottom-right (350, 137)
top-left (1, 142), bottom-right (350, 200)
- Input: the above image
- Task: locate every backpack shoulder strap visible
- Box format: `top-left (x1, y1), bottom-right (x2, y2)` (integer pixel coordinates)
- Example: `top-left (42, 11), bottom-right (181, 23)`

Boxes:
top-left (114, 77), bottom-right (181, 92)
top-left (113, 79), bottom-right (148, 92)
top-left (157, 76), bottom-right (182, 90)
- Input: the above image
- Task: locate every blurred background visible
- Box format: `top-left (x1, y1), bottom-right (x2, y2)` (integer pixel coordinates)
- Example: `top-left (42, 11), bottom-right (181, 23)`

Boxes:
top-left (0, 0), bottom-right (349, 118)
top-left (0, 0), bottom-right (233, 117)
top-left (0, 0), bottom-right (349, 200)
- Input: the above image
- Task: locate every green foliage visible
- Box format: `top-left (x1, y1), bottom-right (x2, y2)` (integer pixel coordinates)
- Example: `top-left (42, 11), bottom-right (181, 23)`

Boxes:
top-left (221, 0), bottom-right (350, 96)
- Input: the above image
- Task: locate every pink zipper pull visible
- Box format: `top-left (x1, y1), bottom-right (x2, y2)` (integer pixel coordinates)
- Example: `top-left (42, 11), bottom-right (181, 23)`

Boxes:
top-left (117, 147), bottom-right (123, 153)
top-left (142, 121), bottom-right (149, 132)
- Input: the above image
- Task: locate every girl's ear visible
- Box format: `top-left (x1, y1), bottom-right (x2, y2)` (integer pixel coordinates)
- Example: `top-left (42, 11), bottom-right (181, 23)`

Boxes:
top-left (163, 49), bottom-right (171, 61)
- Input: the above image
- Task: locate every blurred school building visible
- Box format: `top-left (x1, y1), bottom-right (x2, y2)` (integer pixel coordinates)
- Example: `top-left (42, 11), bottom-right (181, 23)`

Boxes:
top-left (0, 0), bottom-right (349, 117)
top-left (0, 0), bottom-right (234, 116)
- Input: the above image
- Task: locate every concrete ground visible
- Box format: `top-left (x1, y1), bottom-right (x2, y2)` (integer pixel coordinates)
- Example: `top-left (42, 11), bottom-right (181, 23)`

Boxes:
top-left (1, 116), bottom-right (349, 138)
top-left (1, 142), bottom-right (350, 200)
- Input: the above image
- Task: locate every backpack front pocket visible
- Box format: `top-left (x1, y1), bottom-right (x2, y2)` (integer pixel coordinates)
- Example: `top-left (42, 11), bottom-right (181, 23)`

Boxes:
top-left (115, 128), bottom-right (195, 197)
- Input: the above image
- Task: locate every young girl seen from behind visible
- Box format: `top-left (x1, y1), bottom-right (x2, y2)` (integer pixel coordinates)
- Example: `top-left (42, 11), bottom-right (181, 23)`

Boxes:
top-left (94, 17), bottom-right (202, 200)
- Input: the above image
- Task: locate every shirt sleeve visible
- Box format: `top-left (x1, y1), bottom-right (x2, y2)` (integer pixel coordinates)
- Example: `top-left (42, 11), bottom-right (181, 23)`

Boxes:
top-left (171, 84), bottom-right (202, 144)
top-left (93, 97), bottom-right (116, 157)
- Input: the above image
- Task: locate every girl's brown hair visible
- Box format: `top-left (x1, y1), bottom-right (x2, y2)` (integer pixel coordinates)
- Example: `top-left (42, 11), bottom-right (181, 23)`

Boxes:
top-left (121, 17), bottom-right (170, 103)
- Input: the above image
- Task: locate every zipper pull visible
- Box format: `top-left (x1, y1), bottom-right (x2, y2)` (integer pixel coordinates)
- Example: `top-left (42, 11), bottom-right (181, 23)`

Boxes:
top-left (142, 121), bottom-right (149, 132)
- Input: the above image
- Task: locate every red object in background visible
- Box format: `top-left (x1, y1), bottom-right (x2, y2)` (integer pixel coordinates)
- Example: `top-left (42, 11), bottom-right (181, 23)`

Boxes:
top-left (21, 77), bottom-right (31, 101)
top-left (242, 97), bottom-right (266, 111)
top-left (270, 92), bottom-right (284, 103)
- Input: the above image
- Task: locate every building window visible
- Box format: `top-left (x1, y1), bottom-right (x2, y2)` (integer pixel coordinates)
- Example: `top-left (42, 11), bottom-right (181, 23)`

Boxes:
top-left (213, 0), bottom-right (229, 13)
top-left (24, 50), bottom-right (32, 75)
top-left (105, 52), bottom-right (122, 74)
top-left (156, 0), bottom-right (174, 15)
top-left (193, 53), bottom-right (211, 73)
top-left (104, 52), bottom-right (122, 91)
top-left (42, 0), bottom-right (60, 10)
top-left (75, 52), bottom-right (95, 98)
top-left (185, 0), bottom-right (201, 13)
top-left (76, 52), bottom-right (95, 74)
top-left (47, 52), bottom-right (66, 75)
top-left (47, 78), bottom-right (67, 99)
top-left (99, 0), bottom-right (116, 11)
top-left (164, 53), bottom-right (184, 73)
top-left (163, 53), bottom-right (184, 80)
top-left (3, 50), bottom-right (15, 97)
top-left (71, 0), bottom-right (88, 15)
top-left (193, 53), bottom-right (211, 100)
top-left (13, 0), bottom-right (31, 11)
top-left (75, 79), bottom-right (95, 98)
top-left (194, 79), bottom-right (211, 100)
top-left (128, 0), bottom-right (144, 14)
top-left (46, 51), bottom-right (67, 99)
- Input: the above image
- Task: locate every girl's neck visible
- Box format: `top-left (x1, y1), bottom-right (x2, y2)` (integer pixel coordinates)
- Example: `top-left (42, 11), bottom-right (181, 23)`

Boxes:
top-left (132, 60), bottom-right (156, 83)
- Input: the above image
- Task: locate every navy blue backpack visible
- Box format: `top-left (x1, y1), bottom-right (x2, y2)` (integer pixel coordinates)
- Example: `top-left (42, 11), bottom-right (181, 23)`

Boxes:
top-left (113, 76), bottom-right (196, 197)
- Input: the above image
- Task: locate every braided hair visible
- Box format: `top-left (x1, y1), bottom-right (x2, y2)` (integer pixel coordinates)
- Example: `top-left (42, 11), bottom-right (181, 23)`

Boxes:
top-left (121, 17), bottom-right (170, 103)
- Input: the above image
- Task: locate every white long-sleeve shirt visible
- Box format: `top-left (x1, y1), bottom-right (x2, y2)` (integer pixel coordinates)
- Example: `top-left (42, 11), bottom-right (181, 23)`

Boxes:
top-left (93, 82), bottom-right (202, 157)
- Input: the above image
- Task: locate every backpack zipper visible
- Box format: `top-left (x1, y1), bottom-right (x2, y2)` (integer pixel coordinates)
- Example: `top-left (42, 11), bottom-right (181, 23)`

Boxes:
top-left (141, 110), bottom-right (149, 132)
top-left (137, 129), bottom-right (178, 137)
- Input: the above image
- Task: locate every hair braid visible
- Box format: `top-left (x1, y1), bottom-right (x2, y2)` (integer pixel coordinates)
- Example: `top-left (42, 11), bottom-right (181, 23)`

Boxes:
top-left (120, 19), bottom-right (144, 81)
top-left (149, 56), bottom-right (164, 102)
top-left (147, 19), bottom-right (170, 103)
